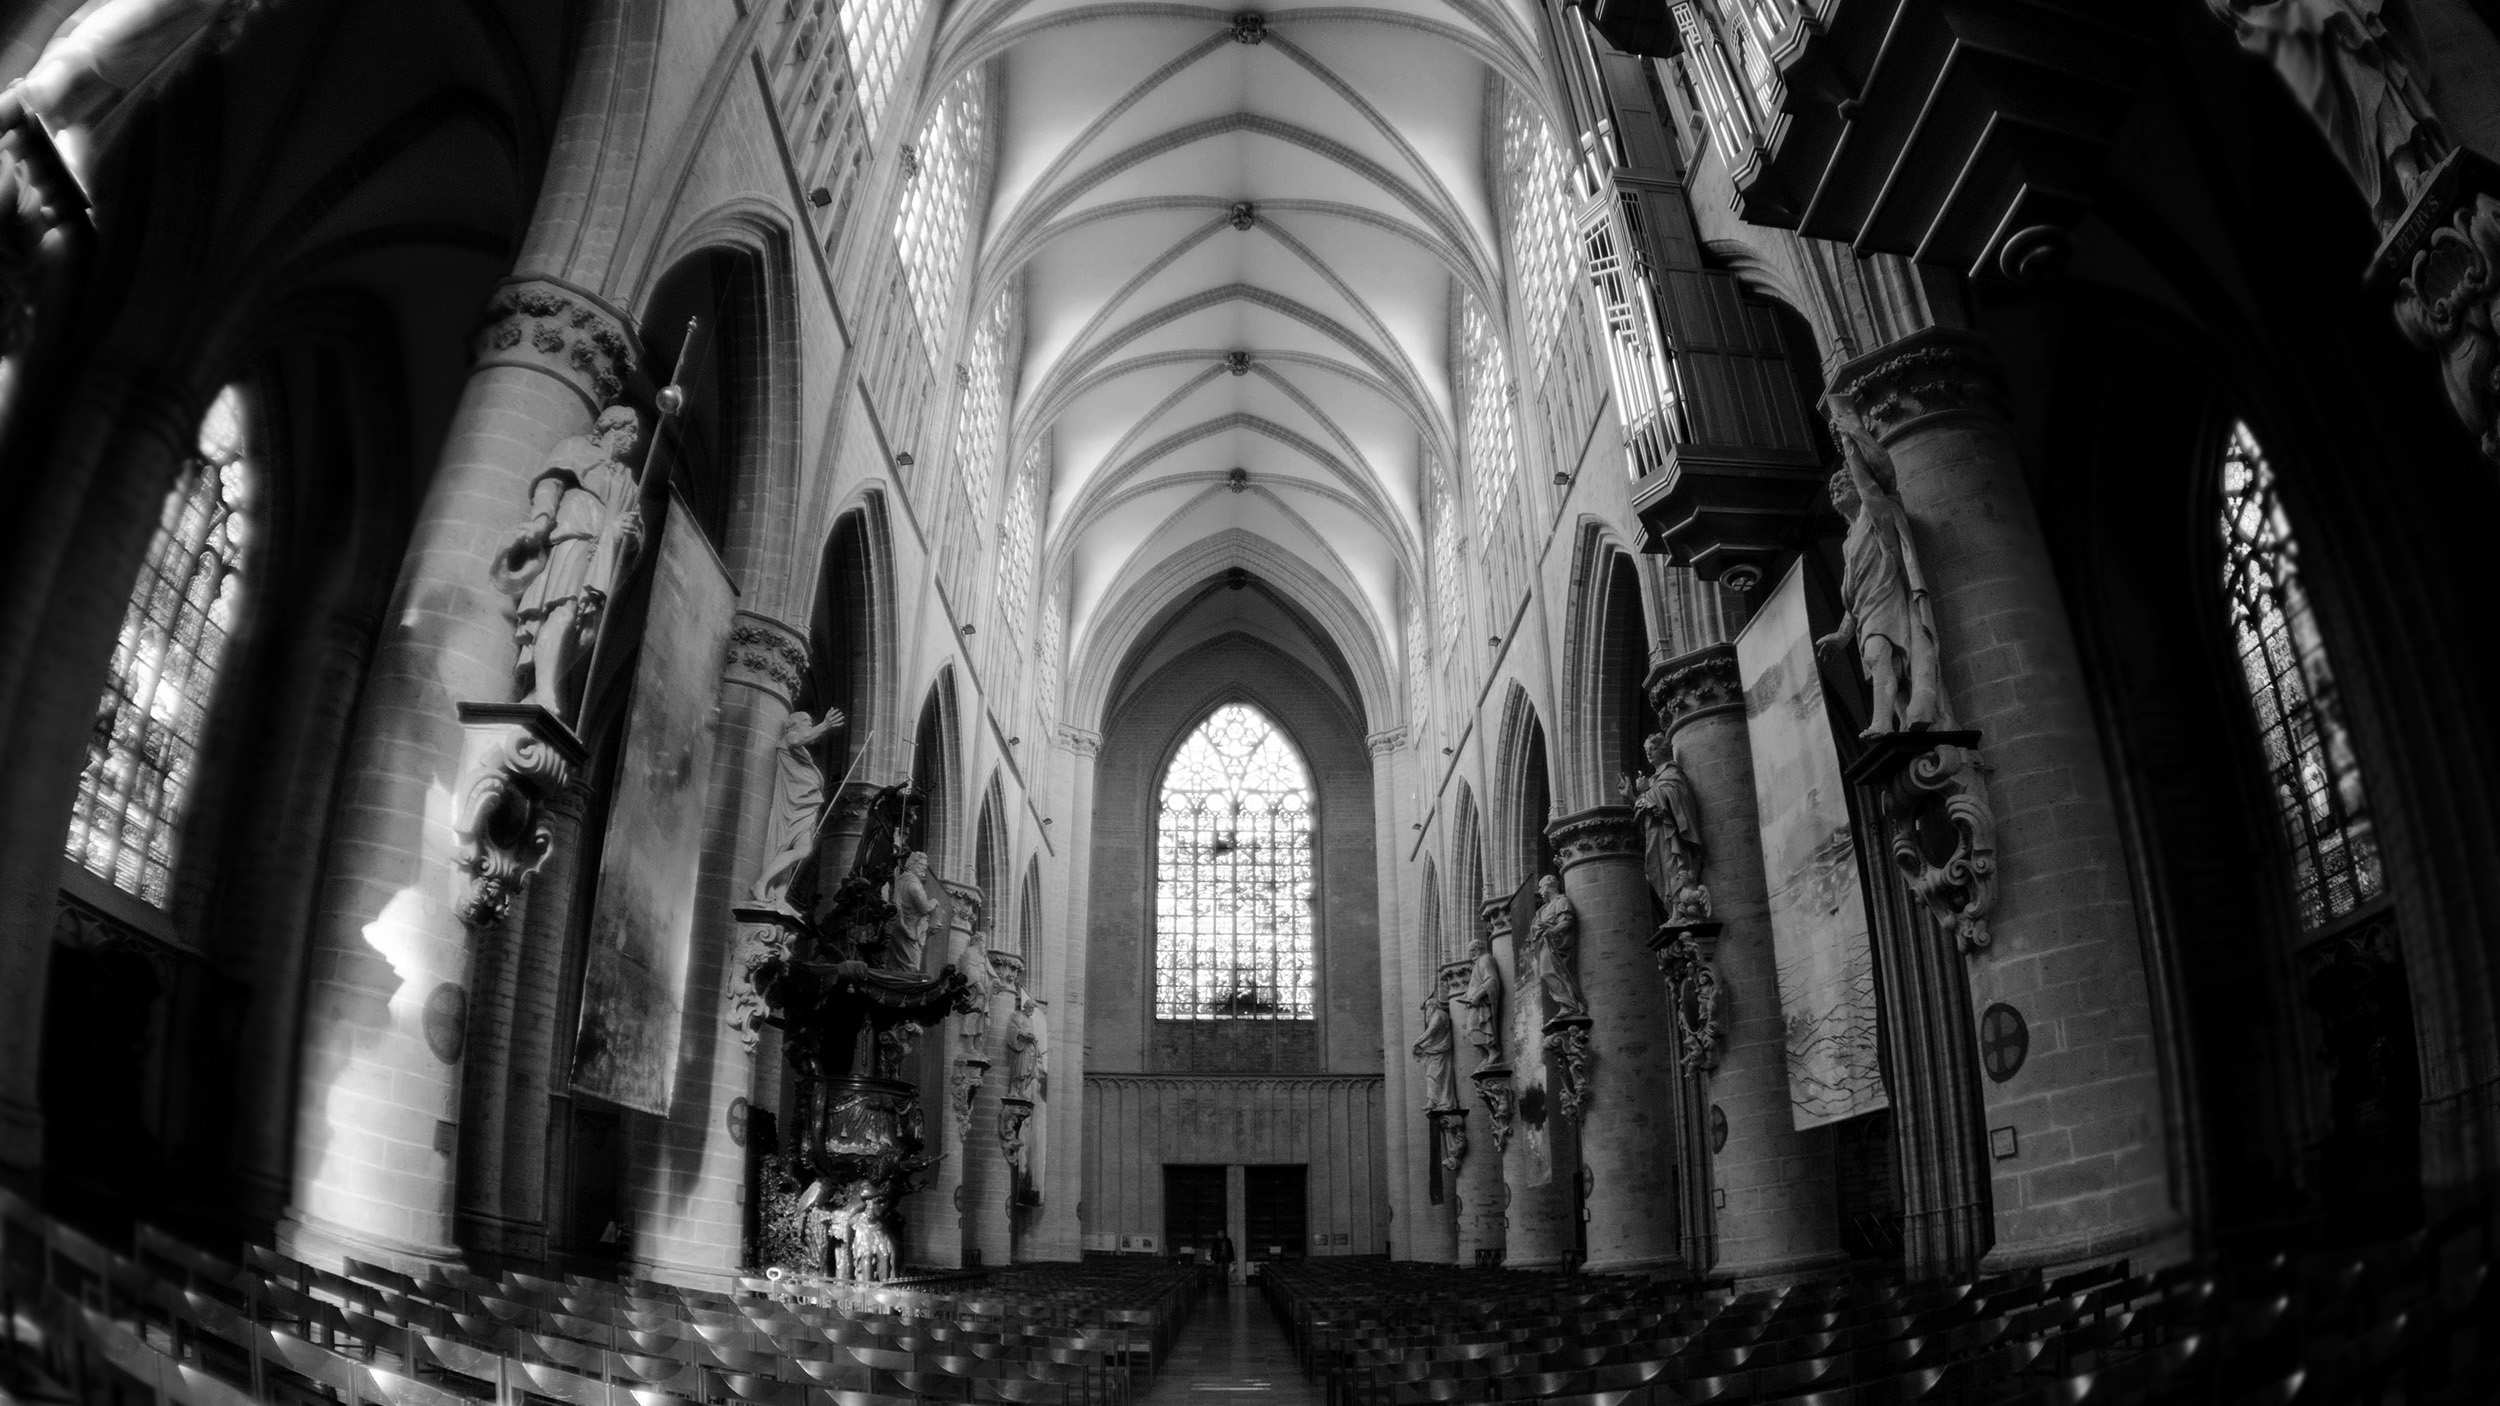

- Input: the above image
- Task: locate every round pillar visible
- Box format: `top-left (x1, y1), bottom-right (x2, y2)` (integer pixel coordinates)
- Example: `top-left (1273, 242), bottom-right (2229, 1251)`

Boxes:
top-left (1493, 899), bottom-right (1575, 1269)
top-left (1833, 327), bottom-right (2182, 1269)
top-left (1649, 643), bottom-right (1846, 1281)
top-left (283, 279), bottom-right (636, 1268)
top-left (1549, 806), bottom-right (1685, 1274)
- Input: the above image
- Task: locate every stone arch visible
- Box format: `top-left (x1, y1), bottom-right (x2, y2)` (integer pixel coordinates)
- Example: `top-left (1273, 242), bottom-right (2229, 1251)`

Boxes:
top-left (808, 492), bottom-right (898, 783)
top-left (911, 666), bottom-right (967, 878)
top-left (1451, 781), bottom-right (1485, 908)
top-left (1555, 520), bottom-right (1655, 814)
top-left (1488, 685), bottom-right (1553, 894)
top-left (973, 770), bottom-right (1008, 928)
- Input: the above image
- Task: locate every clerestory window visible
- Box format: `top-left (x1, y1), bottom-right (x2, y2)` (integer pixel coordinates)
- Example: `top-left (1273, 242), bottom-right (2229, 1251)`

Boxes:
top-left (2218, 420), bottom-right (2383, 929)
top-left (1155, 703), bottom-right (1317, 1020)
top-left (66, 385), bottom-right (255, 907)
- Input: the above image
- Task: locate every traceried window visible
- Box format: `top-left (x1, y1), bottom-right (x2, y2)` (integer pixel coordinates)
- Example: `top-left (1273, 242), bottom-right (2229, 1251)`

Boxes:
top-left (1155, 704), bottom-right (1317, 1020)
top-left (1404, 591), bottom-right (1430, 735)
top-left (2218, 421), bottom-right (2383, 929)
top-left (995, 444), bottom-right (1040, 639)
top-left (1427, 458), bottom-right (1463, 655)
top-left (1460, 294), bottom-right (1519, 530)
top-left (66, 386), bottom-right (255, 907)
top-left (953, 294), bottom-right (1010, 529)
top-left (835, 0), bottom-right (925, 138)
top-left (1497, 83), bottom-right (1580, 375)
top-left (1034, 588), bottom-right (1064, 726)
top-left (895, 68), bottom-right (988, 357)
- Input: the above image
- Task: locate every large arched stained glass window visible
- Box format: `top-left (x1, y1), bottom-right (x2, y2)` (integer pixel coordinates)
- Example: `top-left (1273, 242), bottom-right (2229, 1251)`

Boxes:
top-left (1155, 703), bottom-right (1316, 1020)
top-left (2218, 421), bottom-right (2382, 929)
top-left (66, 385), bottom-right (255, 907)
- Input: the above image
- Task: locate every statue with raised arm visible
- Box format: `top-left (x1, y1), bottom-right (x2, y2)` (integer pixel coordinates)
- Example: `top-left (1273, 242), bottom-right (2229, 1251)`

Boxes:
top-left (883, 850), bottom-right (938, 972)
top-left (491, 406), bottom-right (647, 724)
top-left (2208, 0), bottom-right (2445, 230)
top-left (1412, 992), bottom-right (1459, 1111)
top-left (1623, 731), bottom-right (1706, 910)
top-left (1815, 418), bottom-right (1949, 738)
top-left (1528, 874), bottom-right (1586, 1020)
top-left (1449, 932), bottom-right (1502, 1067)
top-left (15, 0), bottom-right (274, 184)
top-left (751, 707), bottom-right (846, 907)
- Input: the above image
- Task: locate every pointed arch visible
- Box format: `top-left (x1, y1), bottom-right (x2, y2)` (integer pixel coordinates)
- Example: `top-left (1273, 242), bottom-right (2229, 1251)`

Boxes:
top-left (1153, 698), bottom-right (1319, 1021)
top-left (1556, 522), bottom-right (1654, 813)
top-left (973, 769), bottom-right (1009, 924)
top-left (911, 666), bottom-right (966, 875)
top-left (809, 492), bottom-right (898, 781)
top-left (1489, 683), bottom-right (1552, 892)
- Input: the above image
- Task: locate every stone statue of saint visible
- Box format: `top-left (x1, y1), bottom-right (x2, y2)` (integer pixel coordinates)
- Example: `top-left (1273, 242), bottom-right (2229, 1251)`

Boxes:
top-left (2209, 0), bottom-right (2445, 229)
top-left (1412, 993), bottom-right (1458, 1112)
top-left (491, 406), bottom-right (647, 723)
top-left (751, 707), bottom-right (846, 907)
top-left (1449, 932), bottom-right (1503, 1066)
top-left (884, 850), bottom-right (938, 972)
top-left (957, 923), bottom-right (1002, 1053)
top-left (1623, 732), bottom-right (1705, 904)
top-left (1816, 419), bottom-right (1949, 738)
top-left (1006, 993), bottom-right (1048, 1101)
top-left (1528, 874), bottom-right (1587, 1020)
top-left (15, 0), bottom-right (269, 182)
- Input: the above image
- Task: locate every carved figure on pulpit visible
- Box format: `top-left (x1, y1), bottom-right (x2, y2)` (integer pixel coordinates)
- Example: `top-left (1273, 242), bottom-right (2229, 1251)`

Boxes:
top-left (491, 407), bottom-right (647, 723)
top-left (1816, 420), bottom-right (1948, 738)
top-left (884, 850), bottom-right (938, 972)
top-left (1624, 732), bottom-right (1706, 908)
top-left (2209, 0), bottom-right (2445, 229)
top-left (1528, 874), bottom-right (1586, 1019)
top-left (752, 707), bottom-right (846, 907)
top-left (1412, 993), bottom-right (1458, 1111)
top-left (1449, 933), bottom-right (1502, 1067)
top-left (1006, 993), bottom-right (1048, 1102)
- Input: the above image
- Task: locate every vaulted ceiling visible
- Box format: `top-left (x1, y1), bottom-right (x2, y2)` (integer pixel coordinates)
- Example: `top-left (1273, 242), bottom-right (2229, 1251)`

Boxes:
top-left (927, 0), bottom-right (1557, 726)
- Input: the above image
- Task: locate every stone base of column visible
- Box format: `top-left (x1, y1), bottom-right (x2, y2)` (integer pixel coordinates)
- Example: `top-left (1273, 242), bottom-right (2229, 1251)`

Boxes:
top-left (279, 1207), bottom-right (461, 1275)
top-left (1976, 1211), bottom-right (2190, 1276)
top-left (457, 1208), bottom-right (549, 1263)
top-left (1719, 1247), bottom-right (1853, 1290)
top-left (631, 1250), bottom-right (745, 1291)
top-left (1583, 1251), bottom-right (1684, 1275)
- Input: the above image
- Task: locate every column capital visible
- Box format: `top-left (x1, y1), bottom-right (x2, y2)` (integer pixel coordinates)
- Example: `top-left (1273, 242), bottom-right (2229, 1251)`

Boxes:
top-left (1545, 805), bottom-right (1642, 872)
top-left (1829, 325), bottom-right (2005, 443)
top-left (724, 612), bottom-right (809, 704)
top-left (942, 880), bottom-right (986, 934)
top-left (474, 276), bottom-right (641, 415)
top-left (1478, 895), bottom-right (1513, 939)
top-left (1055, 724), bottom-right (1102, 756)
top-left (1644, 642), bottom-right (1742, 738)
top-left (1365, 726), bottom-right (1407, 757)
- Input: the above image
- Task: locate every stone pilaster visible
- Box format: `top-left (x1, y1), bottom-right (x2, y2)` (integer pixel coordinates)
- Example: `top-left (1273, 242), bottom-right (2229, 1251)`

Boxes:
top-left (1455, 901), bottom-right (1510, 1266)
top-left (1650, 643), bottom-right (1846, 1282)
top-left (966, 934), bottom-right (1021, 1267)
top-left (1833, 327), bottom-right (2181, 1270)
top-left (1032, 727), bottom-right (1097, 1260)
top-left (284, 277), bottom-right (638, 1269)
top-left (1548, 806), bottom-right (1685, 1274)
top-left (903, 879), bottom-right (983, 1267)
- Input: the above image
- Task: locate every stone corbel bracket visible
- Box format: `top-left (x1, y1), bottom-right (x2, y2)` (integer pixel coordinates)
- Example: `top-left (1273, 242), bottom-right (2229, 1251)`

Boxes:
top-left (950, 1057), bottom-right (990, 1139)
top-left (1430, 1107), bottom-right (1470, 1175)
top-left (1847, 731), bottom-right (1997, 953)
top-left (452, 702), bottom-right (587, 928)
top-left (1649, 923), bottom-right (1727, 1073)
top-left (1470, 1063), bottom-right (1515, 1155)
top-left (2376, 152), bottom-right (2500, 464)
top-left (999, 1095), bottom-right (1036, 1176)
top-left (1541, 1016), bottom-right (1594, 1121)
top-left (727, 901), bottom-right (807, 1053)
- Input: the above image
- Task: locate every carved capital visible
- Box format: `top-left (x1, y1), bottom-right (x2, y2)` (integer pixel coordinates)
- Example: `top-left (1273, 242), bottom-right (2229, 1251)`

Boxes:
top-left (725, 612), bottom-right (810, 703)
top-left (1829, 326), bottom-right (2004, 443)
top-left (1645, 643), bottom-right (1742, 737)
top-left (1544, 805), bottom-right (1643, 872)
top-left (1056, 724), bottom-right (1103, 757)
top-left (1365, 726), bottom-right (1407, 757)
top-left (1478, 896), bottom-right (1513, 941)
top-left (475, 277), bottom-right (639, 411)
top-left (941, 880), bottom-right (985, 935)
top-left (450, 703), bottom-right (588, 929)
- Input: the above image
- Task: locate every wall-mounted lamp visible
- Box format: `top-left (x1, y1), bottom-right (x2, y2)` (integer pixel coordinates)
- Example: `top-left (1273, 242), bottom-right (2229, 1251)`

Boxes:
top-left (1044, 818), bottom-right (1054, 826)
top-left (808, 187), bottom-right (832, 207)
top-left (961, 623), bottom-right (977, 636)
top-left (1552, 468), bottom-right (1573, 486)
top-left (1488, 634), bottom-right (1502, 647)
top-left (1411, 823), bottom-right (1422, 831)
top-left (1441, 747), bottom-right (1453, 756)
top-left (1008, 736), bottom-right (1020, 746)
top-left (894, 451), bottom-right (915, 469)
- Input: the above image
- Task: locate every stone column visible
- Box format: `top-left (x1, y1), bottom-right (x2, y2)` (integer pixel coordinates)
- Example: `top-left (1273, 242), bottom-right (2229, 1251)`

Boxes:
top-left (965, 933), bottom-right (1021, 1267)
top-left (902, 879), bottom-right (982, 1268)
top-left (1033, 726), bottom-right (1098, 1260)
top-left (1454, 907), bottom-right (1508, 1265)
top-left (1547, 806), bottom-right (1685, 1274)
top-left (282, 281), bottom-right (636, 1269)
top-left (1370, 731), bottom-right (1438, 1261)
top-left (1832, 327), bottom-right (2181, 1270)
top-left (456, 778), bottom-right (589, 1263)
top-left (1492, 899), bottom-right (1571, 1269)
top-left (1649, 644), bottom-right (1845, 1282)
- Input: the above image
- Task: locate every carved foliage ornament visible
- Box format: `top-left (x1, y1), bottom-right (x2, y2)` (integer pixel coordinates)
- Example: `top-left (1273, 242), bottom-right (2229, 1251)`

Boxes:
top-left (1432, 1107), bottom-right (1469, 1175)
top-left (1836, 335), bottom-right (2002, 443)
top-left (1230, 11), bottom-right (1266, 44)
top-left (1654, 931), bottom-right (1725, 1073)
top-left (451, 706), bottom-right (582, 928)
top-left (1647, 645), bottom-right (1743, 734)
top-left (1471, 1065), bottom-right (1516, 1154)
top-left (726, 621), bottom-right (810, 700)
top-left (1883, 741), bottom-right (1998, 953)
top-left (2390, 174), bottom-right (2500, 463)
top-left (477, 283), bottom-right (636, 406)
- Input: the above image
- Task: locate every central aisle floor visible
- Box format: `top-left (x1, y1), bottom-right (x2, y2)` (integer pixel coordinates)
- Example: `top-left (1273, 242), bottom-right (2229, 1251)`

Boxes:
top-left (1136, 1284), bottom-right (1321, 1406)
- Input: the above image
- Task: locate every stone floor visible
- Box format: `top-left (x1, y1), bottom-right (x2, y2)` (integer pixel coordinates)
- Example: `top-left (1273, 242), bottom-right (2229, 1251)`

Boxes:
top-left (1137, 1284), bottom-right (1320, 1406)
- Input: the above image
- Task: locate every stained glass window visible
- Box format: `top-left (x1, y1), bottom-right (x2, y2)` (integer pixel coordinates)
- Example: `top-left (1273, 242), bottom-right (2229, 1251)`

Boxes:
top-left (1497, 83), bottom-right (1579, 375)
top-left (66, 385), bottom-right (254, 907)
top-left (2218, 421), bottom-right (2382, 929)
top-left (1155, 704), bottom-right (1317, 1020)
top-left (895, 68), bottom-right (988, 357)
top-left (835, 0), bottom-right (925, 138)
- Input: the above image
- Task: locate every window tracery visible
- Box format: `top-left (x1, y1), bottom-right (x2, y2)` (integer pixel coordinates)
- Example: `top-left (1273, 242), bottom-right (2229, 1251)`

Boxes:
top-left (2218, 421), bottom-right (2382, 929)
top-left (836, 0), bottom-right (925, 138)
top-left (1497, 84), bottom-right (1579, 375)
top-left (895, 68), bottom-right (988, 356)
top-left (66, 386), bottom-right (255, 907)
top-left (1155, 703), bottom-right (1317, 1021)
